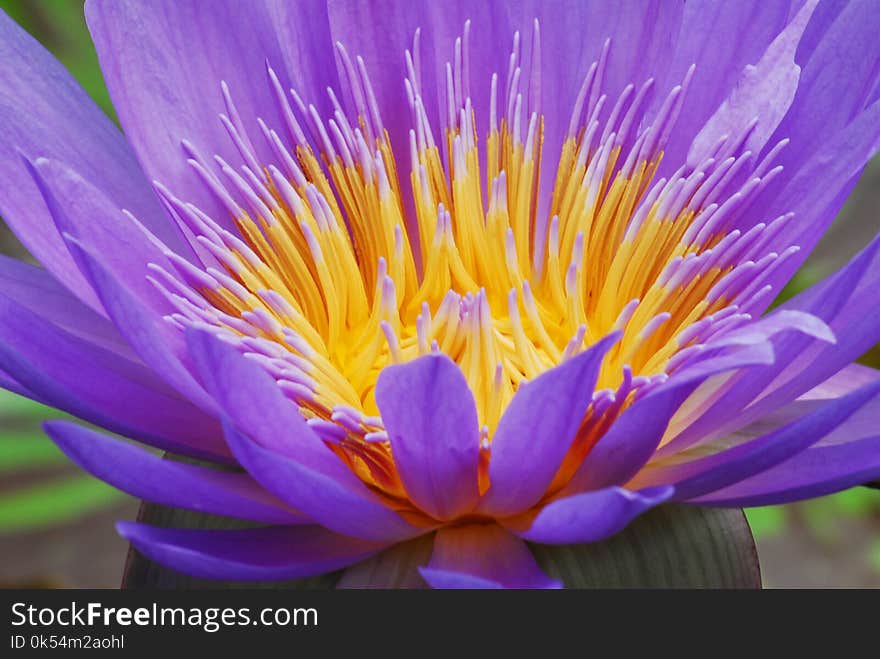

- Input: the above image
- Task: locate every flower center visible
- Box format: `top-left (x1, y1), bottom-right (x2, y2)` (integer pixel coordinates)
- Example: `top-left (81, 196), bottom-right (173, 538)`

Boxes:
top-left (149, 22), bottom-right (795, 501)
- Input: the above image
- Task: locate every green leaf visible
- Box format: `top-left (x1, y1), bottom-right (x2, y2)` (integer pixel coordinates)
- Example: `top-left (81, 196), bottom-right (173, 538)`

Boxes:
top-left (532, 504), bottom-right (761, 588)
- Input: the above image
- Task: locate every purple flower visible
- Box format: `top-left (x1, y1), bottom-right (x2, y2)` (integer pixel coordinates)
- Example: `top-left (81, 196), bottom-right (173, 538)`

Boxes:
top-left (1, 0), bottom-right (880, 588)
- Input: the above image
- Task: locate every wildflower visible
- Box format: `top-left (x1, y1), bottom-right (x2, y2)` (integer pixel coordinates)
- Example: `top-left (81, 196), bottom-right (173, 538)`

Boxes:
top-left (1, 0), bottom-right (880, 588)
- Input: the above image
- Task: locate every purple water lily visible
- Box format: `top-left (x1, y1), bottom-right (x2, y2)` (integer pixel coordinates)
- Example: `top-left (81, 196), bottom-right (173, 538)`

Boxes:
top-left (1, 0), bottom-right (880, 589)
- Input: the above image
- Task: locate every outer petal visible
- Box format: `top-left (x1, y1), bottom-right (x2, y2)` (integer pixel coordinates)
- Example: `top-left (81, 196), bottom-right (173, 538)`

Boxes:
top-left (767, 0), bottom-right (880, 190)
top-left (0, 254), bottom-right (130, 357)
top-left (186, 329), bottom-right (423, 542)
top-left (0, 254), bottom-right (128, 400)
top-left (802, 363), bottom-right (880, 400)
top-left (222, 422), bottom-right (423, 544)
top-left (512, 486), bottom-right (673, 545)
top-left (44, 421), bottom-right (300, 525)
top-left (746, 3), bottom-right (880, 289)
top-left (0, 10), bottom-right (180, 311)
top-left (117, 522), bottom-right (385, 582)
top-left (86, 0), bottom-right (322, 227)
top-left (419, 524), bottom-right (560, 589)
top-left (664, 234), bottom-right (880, 456)
top-left (326, 0), bottom-right (512, 157)
top-left (654, 0), bottom-right (793, 170)
top-left (0, 367), bottom-right (30, 399)
top-left (645, 380), bottom-right (880, 501)
top-left (376, 354), bottom-right (480, 520)
top-left (29, 157), bottom-right (184, 314)
top-left (753, 97), bottom-right (880, 288)
top-left (524, 0), bottom-right (686, 221)
top-left (479, 333), bottom-right (619, 516)
top-left (64, 238), bottom-right (219, 414)
top-left (0, 289), bottom-right (228, 461)
top-left (691, 434), bottom-right (880, 507)
top-left (686, 0), bottom-right (815, 165)
top-left (417, 570), bottom-right (504, 589)
top-left (795, 0), bottom-right (848, 64)
top-left (567, 380), bottom-right (694, 493)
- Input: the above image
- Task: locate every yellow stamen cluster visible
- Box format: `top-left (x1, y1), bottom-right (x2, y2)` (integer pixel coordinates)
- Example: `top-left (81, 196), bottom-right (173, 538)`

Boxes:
top-left (153, 37), bottom-right (787, 499)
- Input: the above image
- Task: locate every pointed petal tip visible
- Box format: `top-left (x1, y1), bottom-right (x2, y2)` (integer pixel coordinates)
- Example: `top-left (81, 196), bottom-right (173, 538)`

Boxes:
top-left (636, 484), bottom-right (676, 502)
top-left (115, 520), bottom-right (139, 542)
top-left (518, 485), bottom-right (676, 545)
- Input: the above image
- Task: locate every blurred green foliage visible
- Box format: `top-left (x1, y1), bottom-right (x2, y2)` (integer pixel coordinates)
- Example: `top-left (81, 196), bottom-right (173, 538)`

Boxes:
top-left (746, 489), bottom-right (880, 542)
top-left (0, 472), bottom-right (126, 533)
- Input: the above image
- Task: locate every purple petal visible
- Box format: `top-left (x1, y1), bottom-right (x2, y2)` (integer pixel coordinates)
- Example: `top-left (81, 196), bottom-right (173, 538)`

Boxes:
top-left (718, 373), bottom-right (880, 456)
top-left (222, 421), bottom-right (423, 544)
top-left (672, 2), bottom-right (880, 294)
top-left (44, 420), bottom-right (301, 525)
top-left (0, 254), bottom-right (130, 356)
top-left (514, 486), bottom-right (674, 545)
top-left (117, 522), bottom-right (386, 582)
top-left (767, 1), bottom-right (880, 193)
top-left (326, 1), bottom-right (508, 141)
top-left (268, 0), bottom-right (341, 118)
top-left (526, 0), bottom-right (685, 216)
top-left (673, 340), bottom-right (777, 380)
top-left (795, 0), bottom-right (848, 65)
top-left (419, 524), bottom-right (560, 589)
top-left (186, 328), bottom-right (423, 542)
top-left (759, 99), bottom-right (880, 293)
top-left (767, 252), bottom-right (880, 409)
top-left (0, 288), bottom-right (229, 462)
top-left (326, 0), bottom-right (515, 229)
top-left (655, 0), bottom-right (792, 170)
top-left (0, 254), bottom-right (123, 401)
top-left (541, 0), bottom-right (685, 121)
top-left (86, 0), bottom-right (322, 228)
top-left (479, 333), bottom-right (619, 517)
top-left (665, 234), bottom-right (880, 457)
top-left (0, 11), bottom-right (180, 311)
top-left (375, 354), bottom-right (480, 520)
top-left (329, 1), bottom-right (683, 221)
top-left (64, 237), bottom-right (219, 414)
top-left (702, 310), bottom-right (834, 350)
top-left (802, 363), bottom-right (880, 400)
top-left (566, 382), bottom-right (692, 493)
top-left (0, 367), bottom-right (30, 399)
top-left (659, 380), bottom-right (880, 501)
top-left (686, 0), bottom-right (815, 165)
top-left (28, 157), bottom-right (186, 314)
top-left (691, 433), bottom-right (880, 507)
top-left (417, 569), bottom-right (505, 589)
